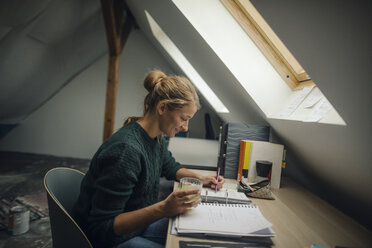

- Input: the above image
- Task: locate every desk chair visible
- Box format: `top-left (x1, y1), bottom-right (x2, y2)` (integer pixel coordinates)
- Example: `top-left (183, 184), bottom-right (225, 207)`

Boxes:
top-left (44, 167), bottom-right (93, 248)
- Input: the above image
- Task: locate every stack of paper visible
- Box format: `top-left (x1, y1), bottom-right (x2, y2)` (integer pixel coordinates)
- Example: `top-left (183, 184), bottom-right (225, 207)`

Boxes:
top-left (175, 203), bottom-right (275, 238)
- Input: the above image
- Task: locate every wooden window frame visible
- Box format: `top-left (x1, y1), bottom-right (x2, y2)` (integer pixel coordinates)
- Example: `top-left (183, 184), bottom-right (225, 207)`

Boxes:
top-left (221, 0), bottom-right (314, 89)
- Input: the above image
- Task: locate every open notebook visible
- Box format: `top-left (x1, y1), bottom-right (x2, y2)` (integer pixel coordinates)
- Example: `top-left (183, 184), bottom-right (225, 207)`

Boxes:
top-left (176, 203), bottom-right (275, 238)
top-left (201, 188), bottom-right (251, 204)
top-left (200, 182), bottom-right (251, 204)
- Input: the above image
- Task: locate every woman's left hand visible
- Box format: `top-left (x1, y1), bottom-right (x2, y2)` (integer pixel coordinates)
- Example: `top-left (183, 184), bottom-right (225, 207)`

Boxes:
top-left (201, 175), bottom-right (225, 190)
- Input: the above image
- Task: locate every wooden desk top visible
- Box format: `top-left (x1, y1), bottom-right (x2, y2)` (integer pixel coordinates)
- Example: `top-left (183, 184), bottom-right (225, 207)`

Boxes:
top-left (166, 171), bottom-right (372, 248)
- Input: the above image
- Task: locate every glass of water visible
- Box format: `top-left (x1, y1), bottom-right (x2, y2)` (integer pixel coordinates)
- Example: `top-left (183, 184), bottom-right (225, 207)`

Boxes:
top-left (178, 177), bottom-right (203, 204)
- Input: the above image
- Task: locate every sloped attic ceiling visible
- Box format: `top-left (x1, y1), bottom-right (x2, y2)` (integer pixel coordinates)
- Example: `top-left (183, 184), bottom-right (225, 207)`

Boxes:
top-left (0, 0), bottom-right (107, 125)
top-left (1, 0), bottom-right (371, 230)
top-left (125, 0), bottom-right (266, 126)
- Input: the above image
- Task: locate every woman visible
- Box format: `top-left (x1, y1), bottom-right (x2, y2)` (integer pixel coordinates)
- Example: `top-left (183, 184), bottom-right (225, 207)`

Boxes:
top-left (72, 70), bottom-right (225, 248)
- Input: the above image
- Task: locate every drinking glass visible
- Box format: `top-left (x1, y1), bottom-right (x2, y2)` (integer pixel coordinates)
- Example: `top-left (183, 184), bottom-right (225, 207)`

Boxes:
top-left (178, 177), bottom-right (203, 204)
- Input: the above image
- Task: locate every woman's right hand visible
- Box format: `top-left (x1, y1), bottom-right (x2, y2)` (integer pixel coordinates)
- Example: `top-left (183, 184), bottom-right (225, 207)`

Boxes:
top-left (160, 188), bottom-right (201, 217)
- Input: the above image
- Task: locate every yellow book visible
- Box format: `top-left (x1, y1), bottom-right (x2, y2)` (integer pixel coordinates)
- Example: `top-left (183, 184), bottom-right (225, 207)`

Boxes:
top-left (237, 140), bottom-right (245, 180)
top-left (242, 141), bottom-right (252, 177)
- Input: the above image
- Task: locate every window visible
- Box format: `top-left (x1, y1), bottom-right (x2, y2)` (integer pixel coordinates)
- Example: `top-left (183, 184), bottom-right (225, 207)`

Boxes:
top-left (221, 0), bottom-right (314, 89)
top-left (170, 0), bottom-right (345, 125)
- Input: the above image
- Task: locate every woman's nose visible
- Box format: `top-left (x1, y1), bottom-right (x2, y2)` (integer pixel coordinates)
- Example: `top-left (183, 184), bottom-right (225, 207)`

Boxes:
top-left (181, 124), bottom-right (188, 132)
top-left (181, 121), bottom-right (189, 132)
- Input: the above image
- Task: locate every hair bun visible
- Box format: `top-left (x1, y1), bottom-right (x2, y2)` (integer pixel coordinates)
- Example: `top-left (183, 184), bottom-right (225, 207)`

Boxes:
top-left (144, 70), bottom-right (167, 92)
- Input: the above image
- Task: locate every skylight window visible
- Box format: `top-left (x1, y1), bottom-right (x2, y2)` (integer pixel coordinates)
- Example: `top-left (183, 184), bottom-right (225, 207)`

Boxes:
top-left (221, 0), bottom-right (312, 89)
top-left (144, 10), bottom-right (229, 113)
top-left (172, 0), bottom-right (345, 125)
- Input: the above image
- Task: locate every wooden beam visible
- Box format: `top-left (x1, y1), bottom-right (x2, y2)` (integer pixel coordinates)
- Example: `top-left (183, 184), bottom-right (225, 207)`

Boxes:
top-left (103, 55), bottom-right (120, 141)
top-left (101, 0), bottom-right (122, 55)
top-left (101, 0), bottom-right (134, 141)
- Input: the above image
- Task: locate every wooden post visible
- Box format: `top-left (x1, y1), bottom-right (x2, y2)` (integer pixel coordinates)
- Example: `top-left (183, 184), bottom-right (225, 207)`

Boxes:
top-left (101, 0), bottom-right (134, 141)
top-left (103, 55), bottom-right (120, 140)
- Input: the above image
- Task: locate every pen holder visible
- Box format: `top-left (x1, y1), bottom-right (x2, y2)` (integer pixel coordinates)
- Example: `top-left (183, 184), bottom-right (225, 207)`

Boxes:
top-left (245, 180), bottom-right (275, 200)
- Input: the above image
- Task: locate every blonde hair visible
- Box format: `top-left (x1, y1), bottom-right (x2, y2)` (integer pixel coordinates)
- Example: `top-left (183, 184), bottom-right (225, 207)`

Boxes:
top-left (123, 70), bottom-right (200, 127)
top-left (143, 70), bottom-right (200, 114)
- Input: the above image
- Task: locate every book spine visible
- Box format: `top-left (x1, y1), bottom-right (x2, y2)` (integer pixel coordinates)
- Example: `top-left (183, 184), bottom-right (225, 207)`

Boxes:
top-left (217, 124), bottom-right (228, 176)
top-left (242, 141), bottom-right (252, 178)
top-left (237, 140), bottom-right (245, 181)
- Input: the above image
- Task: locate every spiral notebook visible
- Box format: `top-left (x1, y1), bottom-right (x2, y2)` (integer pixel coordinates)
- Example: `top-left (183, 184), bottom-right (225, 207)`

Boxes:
top-left (176, 203), bottom-right (275, 238)
top-left (201, 187), bottom-right (251, 204)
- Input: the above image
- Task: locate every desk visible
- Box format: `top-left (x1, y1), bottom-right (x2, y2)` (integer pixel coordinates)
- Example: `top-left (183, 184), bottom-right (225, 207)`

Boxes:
top-left (165, 170), bottom-right (372, 248)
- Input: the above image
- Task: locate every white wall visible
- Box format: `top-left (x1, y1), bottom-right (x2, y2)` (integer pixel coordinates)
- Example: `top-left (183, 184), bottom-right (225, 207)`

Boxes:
top-left (0, 29), bottom-right (219, 158)
top-left (250, 0), bottom-right (372, 229)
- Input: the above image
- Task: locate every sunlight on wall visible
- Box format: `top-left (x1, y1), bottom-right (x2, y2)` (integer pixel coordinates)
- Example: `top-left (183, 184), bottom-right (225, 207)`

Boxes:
top-left (145, 10), bottom-right (229, 113)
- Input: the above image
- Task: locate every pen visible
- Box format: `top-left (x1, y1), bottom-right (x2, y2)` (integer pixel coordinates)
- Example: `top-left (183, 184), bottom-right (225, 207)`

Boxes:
top-left (215, 167), bottom-right (220, 193)
top-left (239, 179), bottom-right (254, 192)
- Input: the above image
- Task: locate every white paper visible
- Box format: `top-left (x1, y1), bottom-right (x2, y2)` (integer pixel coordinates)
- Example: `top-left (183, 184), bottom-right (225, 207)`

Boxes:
top-left (223, 182), bottom-right (238, 190)
top-left (304, 98), bottom-right (332, 122)
top-left (280, 85), bottom-right (314, 117)
top-left (177, 203), bottom-right (273, 235)
top-left (303, 87), bottom-right (323, 108)
top-left (201, 188), bottom-right (248, 201)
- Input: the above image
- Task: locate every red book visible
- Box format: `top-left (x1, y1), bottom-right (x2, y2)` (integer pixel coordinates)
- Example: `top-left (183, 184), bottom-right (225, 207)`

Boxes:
top-left (237, 140), bottom-right (245, 181)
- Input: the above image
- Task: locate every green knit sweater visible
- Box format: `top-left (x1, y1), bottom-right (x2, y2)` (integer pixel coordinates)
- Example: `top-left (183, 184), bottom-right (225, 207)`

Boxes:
top-left (71, 121), bottom-right (182, 248)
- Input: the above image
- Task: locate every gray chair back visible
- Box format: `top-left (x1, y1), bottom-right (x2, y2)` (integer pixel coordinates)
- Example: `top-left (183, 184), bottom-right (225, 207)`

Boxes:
top-left (44, 167), bottom-right (93, 248)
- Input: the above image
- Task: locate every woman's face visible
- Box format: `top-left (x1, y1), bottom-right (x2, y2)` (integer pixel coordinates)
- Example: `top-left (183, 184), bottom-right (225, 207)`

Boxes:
top-left (158, 103), bottom-right (197, 138)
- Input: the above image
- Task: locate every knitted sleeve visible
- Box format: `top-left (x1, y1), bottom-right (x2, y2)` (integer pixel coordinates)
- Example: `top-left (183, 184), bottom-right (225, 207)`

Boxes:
top-left (86, 142), bottom-right (143, 247)
top-left (161, 139), bottom-right (183, 180)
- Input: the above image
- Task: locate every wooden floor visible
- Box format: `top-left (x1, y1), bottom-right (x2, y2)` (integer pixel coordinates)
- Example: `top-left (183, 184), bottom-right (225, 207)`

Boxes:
top-left (0, 151), bottom-right (174, 248)
top-left (0, 151), bottom-right (90, 248)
